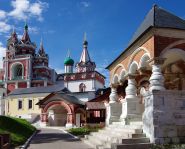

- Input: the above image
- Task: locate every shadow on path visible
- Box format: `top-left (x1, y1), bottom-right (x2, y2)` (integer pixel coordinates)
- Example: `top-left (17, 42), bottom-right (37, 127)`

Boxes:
top-left (28, 128), bottom-right (91, 149)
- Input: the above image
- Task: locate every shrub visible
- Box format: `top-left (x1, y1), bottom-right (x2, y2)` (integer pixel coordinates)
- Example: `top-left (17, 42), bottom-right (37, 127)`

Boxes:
top-left (68, 127), bottom-right (90, 136)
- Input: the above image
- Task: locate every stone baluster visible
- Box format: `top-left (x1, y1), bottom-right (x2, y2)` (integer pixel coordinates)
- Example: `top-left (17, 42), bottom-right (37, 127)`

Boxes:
top-left (149, 58), bottom-right (165, 91)
top-left (125, 75), bottom-right (137, 99)
top-left (106, 83), bottom-right (122, 125)
top-left (120, 75), bottom-right (141, 123)
top-left (109, 84), bottom-right (118, 103)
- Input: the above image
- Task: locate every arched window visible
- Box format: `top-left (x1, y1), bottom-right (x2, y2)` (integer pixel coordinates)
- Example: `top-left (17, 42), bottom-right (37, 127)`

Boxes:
top-left (79, 83), bottom-right (86, 92)
top-left (11, 63), bottom-right (24, 80)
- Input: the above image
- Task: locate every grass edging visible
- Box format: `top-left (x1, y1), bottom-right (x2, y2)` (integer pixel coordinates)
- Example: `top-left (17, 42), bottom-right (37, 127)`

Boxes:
top-left (19, 130), bottom-right (39, 149)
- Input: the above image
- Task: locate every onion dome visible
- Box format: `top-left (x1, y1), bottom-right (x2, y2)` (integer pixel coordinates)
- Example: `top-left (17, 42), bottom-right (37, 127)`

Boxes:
top-left (64, 56), bottom-right (74, 65)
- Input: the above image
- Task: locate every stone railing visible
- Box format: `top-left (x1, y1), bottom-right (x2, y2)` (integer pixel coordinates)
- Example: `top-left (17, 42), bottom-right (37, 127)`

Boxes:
top-left (143, 90), bottom-right (185, 144)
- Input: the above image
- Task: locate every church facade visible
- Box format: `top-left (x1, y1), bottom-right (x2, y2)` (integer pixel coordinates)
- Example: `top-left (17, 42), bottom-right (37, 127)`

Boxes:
top-left (3, 24), bottom-right (105, 128)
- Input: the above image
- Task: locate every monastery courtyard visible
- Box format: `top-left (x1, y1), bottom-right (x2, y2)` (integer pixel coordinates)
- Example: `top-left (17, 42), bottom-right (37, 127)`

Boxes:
top-left (1, 1), bottom-right (185, 149)
top-left (28, 128), bottom-right (91, 149)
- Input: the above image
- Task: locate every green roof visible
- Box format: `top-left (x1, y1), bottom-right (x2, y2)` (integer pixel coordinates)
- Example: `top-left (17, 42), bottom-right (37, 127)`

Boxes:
top-left (64, 57), bottom-right (74, 65)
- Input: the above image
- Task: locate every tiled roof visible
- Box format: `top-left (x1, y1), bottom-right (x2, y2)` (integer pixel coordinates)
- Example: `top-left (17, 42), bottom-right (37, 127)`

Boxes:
top-left (86, 102), bottom-right (105, 110)
top-left (106, 5), bottom-right (185, 69)
top-left (36, 91), bottom-right (85, 105)
top-left (8, 84), bottom-right (65, 96)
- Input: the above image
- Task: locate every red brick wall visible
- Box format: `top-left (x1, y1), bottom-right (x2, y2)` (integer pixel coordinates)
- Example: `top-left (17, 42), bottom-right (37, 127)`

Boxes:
top-left (18, 82), bottom-right (27, 88)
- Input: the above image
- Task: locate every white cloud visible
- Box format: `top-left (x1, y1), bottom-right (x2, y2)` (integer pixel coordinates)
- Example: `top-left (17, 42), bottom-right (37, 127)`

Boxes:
top-left (9, 0), bottom-right (29, 20)
top-left (0, 42), bottom-right (6, 68)
top-left (55, 68), bottom-right (64, 74)
top-left (80, 1), bottom-right (90, 8)
top-left (0, 21), bottom-right (11, 33)
top-left (29, 26), bottom-right (39, 34)
top-left (0, 10), bottom-right (6, 20)
top-left (8, 0), bottom-right (48, 21)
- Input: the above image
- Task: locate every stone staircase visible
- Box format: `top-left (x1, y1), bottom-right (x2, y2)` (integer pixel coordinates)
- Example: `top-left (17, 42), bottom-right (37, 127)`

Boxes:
top-left (84, 121), bottom-right (152, 149)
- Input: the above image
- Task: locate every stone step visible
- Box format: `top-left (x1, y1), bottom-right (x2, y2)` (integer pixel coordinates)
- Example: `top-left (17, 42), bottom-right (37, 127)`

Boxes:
top-left (83, 139), bottom-right (96, 148)
top-left (132, 133), bottom-right (146, 138)
top-left (108, 124), bottom-right (143, 129)
top-left (98, 130), bottom-right (144, 139)
top-left (104, 127), bottom-right (143, 134)
top-left (90, 132), bottom-right (120, 143)
top-left (121, 138), bottom-right (150, 144)
top-left (97, 144), bottom-right (111, 149)
top-left (112, 122), bottom-right (125, 125)
top-left (85, 134), bottom-right (113, 149)
top-left (89, 135), bottom-right (103, 144)
top-left (112, 143), bottom-right (152, 149)
top-left (129, 121), bottom-right (143, 126)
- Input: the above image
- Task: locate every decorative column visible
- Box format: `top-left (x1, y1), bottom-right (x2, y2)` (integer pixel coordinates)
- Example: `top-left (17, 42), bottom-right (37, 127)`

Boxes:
top-left (149, 58), bottom-right (165, 91)
top-left (120, 75), bottom-right (141, 123)
top-left (44, 80), bottom-right (47, 87)
top-left (40, 113), bottom-right (48, 127)
top-left (15, 82), bottom-right (18, 89)
top-left (66, 113), bottom-right (74, 128)
top-left (125, 75), bottom-right (137, 99)
top-left (106, 84), bottom-right (122, 125)
top-left (109, 85), bottom-right (118, 103)
top-left (27, 81), bottom-right (31, 88)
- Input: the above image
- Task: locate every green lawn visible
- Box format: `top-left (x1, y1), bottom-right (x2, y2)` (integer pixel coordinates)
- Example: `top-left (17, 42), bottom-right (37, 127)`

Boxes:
top-left (0, 116), bottom-right (36, 147)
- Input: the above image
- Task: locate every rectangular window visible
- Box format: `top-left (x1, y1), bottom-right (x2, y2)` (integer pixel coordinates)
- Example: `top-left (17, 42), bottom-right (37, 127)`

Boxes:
top-left (18, 100), bottom-right (22, 110)
top-left (28, 100), bottom-right (32, 109)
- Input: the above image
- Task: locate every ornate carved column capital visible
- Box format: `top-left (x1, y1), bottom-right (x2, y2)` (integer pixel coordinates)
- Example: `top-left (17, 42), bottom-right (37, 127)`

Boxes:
top-left (110, 83), bottom-right (118, 89)
top-left (127, 74), bottom-right (136, 79)
top-left (149, 57), bottom-right (166, 65)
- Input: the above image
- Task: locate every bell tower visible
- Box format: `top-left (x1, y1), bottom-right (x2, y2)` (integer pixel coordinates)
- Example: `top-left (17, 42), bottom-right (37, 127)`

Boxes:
top-left (76, 33), bottom-right (96, 72)
top-left (4, 24), bottom-right (35, 93)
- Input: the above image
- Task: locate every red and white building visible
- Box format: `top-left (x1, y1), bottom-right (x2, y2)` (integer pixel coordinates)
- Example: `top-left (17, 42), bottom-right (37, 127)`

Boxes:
top-left (3, 25), bottom-right (106, 127)
top-left (3, 24), bottom-right (56, 94)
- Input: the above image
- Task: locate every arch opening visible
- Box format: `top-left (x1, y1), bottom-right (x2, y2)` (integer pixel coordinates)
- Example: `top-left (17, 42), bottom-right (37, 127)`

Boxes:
top-left (11, 63), bottom-right (24, 80)
top-left (48, 105), bottom-right (68, 126)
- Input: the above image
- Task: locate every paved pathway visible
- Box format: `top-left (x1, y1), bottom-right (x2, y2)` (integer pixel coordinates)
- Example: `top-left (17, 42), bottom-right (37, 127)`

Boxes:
top-left (28, 128), bottom-right (92, 149)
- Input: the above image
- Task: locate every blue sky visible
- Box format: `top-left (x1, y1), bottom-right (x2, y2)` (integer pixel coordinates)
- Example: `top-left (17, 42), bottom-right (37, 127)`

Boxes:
top-left (0, 0), bottom-right (185, 85)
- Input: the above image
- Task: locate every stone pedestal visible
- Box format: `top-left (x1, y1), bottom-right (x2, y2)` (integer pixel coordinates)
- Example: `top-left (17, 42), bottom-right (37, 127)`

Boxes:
top-left (65, 123), bottom-right (74, 128)
top-left (66, 113), bottom-right (74, 128)
top-left (120, 76), bottom-right (141, 123)
top-left (106, 102), bottom-right (122, 125)
top-left (120, 97), bottom-right (142, 123)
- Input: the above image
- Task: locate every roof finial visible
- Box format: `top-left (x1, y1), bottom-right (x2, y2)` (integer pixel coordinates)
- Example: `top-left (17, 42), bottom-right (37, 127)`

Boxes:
top-left (83, 32), bottom-right (88, 47)
top-left (153, 4), bottom-right (158, 8)
top-left (24, 20), bottom-right (28, 30)
top-left (67, 49), bottom-right (71, 58)
top-left (84, 32), bottom-right (87, 41)
top-left (40, 37), bottom-right (43, 46)
top-left (12, 25), bottom-right (15, 33)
